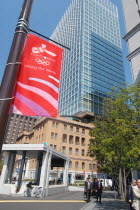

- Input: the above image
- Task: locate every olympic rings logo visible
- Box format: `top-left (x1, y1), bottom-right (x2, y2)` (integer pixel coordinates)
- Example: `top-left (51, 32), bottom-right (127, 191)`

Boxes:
top-left (35, 58), bottom-right (50, 66)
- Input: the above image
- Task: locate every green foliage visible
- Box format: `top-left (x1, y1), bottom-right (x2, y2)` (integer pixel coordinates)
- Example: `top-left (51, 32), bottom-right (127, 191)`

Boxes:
top-left (0, 160), bottom-right (4, 172)
top-left (74, 181), bottom-right (85, 183)
top-left (23, 178), bottom-right (34, 181)
top-left (88, 81), bottom-right (140, 199)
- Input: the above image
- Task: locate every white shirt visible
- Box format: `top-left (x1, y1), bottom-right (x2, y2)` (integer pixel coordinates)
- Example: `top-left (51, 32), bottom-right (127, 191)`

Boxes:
top-left (88, 181), bottom-right (90, 189)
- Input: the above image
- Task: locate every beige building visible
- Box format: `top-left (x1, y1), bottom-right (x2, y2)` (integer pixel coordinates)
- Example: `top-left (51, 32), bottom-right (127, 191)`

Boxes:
top-left (17, 116), bottom-right (98, 183)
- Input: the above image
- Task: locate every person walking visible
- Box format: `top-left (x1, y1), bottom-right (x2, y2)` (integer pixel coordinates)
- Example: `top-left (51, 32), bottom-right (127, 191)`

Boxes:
top-left (127, 180), bottom-right (137, 210)
top-left (92, 178), bottom-right (97, 198)
top-left (84, 178), bottom-right (92, 202)
top-left (95, 178), bottom-right (103, 203)
top-left (84, 178), bottom-right (89, 198)
top-left (132, 179), bottom-right (140, 210)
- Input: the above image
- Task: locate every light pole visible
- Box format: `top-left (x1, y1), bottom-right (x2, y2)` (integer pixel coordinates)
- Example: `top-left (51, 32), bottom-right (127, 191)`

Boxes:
top-left (0, 0), bottom-right (33, 154)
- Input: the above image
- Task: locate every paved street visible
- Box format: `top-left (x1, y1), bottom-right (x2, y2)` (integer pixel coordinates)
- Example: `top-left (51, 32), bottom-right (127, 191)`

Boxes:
top-left (0, 202), bottom-right (85, 210)
top-left (0, 191), bottom-right (86, 210)
top-left (0, 191), bottom-right (84, 200)
top-left (0, 191), bottom-right (130, 210)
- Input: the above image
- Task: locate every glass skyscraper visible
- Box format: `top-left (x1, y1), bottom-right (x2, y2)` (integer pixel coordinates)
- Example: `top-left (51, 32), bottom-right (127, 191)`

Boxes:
top-left (51, 0), bottom-right (126, 116)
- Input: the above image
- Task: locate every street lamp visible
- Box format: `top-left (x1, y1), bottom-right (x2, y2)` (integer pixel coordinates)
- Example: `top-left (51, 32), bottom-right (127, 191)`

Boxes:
top-left (0, 0), bottom-right (33, 154)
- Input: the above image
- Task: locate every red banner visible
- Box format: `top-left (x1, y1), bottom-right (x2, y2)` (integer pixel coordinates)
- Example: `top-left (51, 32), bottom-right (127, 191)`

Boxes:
top-left (10, 33), bottom-right (63, 117)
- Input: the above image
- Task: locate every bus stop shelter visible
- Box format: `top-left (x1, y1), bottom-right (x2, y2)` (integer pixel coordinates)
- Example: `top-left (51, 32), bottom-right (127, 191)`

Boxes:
top-left (0, 144), bottom-right (70, 197)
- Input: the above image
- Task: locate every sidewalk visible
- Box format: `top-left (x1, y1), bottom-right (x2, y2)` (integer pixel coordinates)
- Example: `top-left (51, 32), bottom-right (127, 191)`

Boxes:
top-left (81, 198), bottom-right (129, 210)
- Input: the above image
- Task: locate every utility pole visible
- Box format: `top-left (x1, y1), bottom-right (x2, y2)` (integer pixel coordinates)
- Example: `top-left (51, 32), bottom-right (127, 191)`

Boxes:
top-left (0, 0), bottom-right (33, 153)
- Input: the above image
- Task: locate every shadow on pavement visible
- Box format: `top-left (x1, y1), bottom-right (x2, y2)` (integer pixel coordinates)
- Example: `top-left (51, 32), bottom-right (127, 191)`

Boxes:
top-left (93, 199), bottom-right (129, 210)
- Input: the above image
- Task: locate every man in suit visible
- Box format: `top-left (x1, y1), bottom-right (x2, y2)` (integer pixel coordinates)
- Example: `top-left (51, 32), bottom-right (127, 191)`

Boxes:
top-left (95, 179), bottom-right (103, 203)
top-left (84, 178), bottom-right (88, 198)
top-left (92, 178), bottom-right (97, 197)
top-left (127, 180), bottom-right (137, 210)
top-left (84, 178), bottom-right (92, 202)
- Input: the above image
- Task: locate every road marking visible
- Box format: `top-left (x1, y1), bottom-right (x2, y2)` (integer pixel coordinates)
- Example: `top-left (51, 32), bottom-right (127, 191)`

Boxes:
top-left (0, 200), bottom-right (86, 203)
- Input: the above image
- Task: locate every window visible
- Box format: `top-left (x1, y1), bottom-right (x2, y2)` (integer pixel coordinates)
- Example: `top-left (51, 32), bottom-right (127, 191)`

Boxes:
top-left (89, 163), bottom-right (92, 170)
top-left (52, 121), bottom-right (58, 128)
top-left (62, 146), bottom-right (66, 154)
top-left (69, 147), bottom-right (72, 155)
top-left (51, 132), bottom-right (57, 139)
top-left (75, 137), bottom-right (80, 145)
top-left (55, 133), bottom-right (58, 139)
top-left (64, 124), bottom-right (67, 130)
top-left (93, 164), bottom-right (96, 170)
top-left (62, 134), bottom-right (67, 143)
top-left (82, 149), bottom-right (85, 156)
top-left (50, 144), bottom-right (53, 147)
top-left (51, 132), bottom-right (54, 139)
top-left (70, 126), bottom-right (73, 131)
top-left (54, 145), bottom-right (57, 150)
top-left (82, 129), bottom-right (85, 134)
top-left (75, 148), bottom-right (79, 155)
top-left (69, 161), bottom-right (72, 168)
top-left (75, 161), bottom-right (78, 169)
top-left (76, 127), bottom-right (79, 133)
top-left (52, 122), bottom-right (55, 127)
top-left (82, 162), bottom-right (85, 170)
top-left (81, 138), bottom-right (85, 146)
top-left (69, 135), bottom-right (73, 144)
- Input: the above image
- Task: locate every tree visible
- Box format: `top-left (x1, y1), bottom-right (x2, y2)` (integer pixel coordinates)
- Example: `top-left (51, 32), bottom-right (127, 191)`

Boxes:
top-left (88, 81), bottom-right (140, 200)
top-left (0, 160), bottom-right (4, 175)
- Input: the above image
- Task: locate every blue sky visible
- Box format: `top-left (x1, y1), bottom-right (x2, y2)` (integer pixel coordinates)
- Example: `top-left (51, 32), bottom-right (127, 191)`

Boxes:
top-left (0, 0), bottom-right (132, 85)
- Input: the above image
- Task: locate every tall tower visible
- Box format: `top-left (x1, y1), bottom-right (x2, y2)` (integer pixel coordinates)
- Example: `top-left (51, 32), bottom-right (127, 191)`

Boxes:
top-left (51, 0), bottom-right (125, 117)
top-left (122, 0), bottom-right (140, 83)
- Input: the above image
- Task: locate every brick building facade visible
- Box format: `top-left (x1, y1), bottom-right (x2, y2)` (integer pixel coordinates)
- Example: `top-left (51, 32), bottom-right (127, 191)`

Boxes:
top-left (16, 116), bottom-right (98, 183)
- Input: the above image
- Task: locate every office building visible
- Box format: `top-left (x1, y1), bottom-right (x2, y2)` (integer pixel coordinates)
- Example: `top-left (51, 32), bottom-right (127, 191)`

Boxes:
top-left (16, 116), bottom-right (101, 183)
top-left (4, 114), bottom-right (37, 144)
top-left (51, 0), bottom-right (126, 117)
top-left (122, 0), bottom-right (140, 83)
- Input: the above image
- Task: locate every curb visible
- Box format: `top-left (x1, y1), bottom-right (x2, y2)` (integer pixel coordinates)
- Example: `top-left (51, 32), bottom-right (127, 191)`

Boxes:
top-left (80, 199), bottom-right (97, 210)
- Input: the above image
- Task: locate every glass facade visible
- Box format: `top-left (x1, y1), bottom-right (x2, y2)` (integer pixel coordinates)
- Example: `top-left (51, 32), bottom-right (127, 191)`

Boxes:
top-left (51, 0), bottom-right (126, 116)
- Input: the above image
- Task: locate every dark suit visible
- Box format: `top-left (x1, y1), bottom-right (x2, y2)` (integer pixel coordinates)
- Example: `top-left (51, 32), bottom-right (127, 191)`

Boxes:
top-left (84, 181), bottom-right (87, 197)
top-left (92, 181), bottom-right (97, 197)
top-left (95, 181), bottom-right (103, 203)
top-left (84, 181), bottom-right (92, 202)
top-left (128, 185), bottom-right (134, 201)
top-left (127, 185), bottom-right (135, 210)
